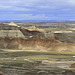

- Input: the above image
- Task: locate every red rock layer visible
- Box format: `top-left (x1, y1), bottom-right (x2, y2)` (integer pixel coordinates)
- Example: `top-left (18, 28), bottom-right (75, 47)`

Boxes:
top-left (0, 37), bottom-right (75, 51)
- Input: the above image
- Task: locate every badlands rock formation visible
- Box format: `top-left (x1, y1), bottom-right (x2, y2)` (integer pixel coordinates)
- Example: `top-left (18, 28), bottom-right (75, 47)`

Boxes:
top-left (0, 37), bottom-right (75, 52)
top-left (0, 23), bottom-right (75, 52)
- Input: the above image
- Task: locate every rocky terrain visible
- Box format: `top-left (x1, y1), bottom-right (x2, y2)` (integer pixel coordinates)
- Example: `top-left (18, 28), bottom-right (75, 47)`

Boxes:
top-left (0, 68), bottom-right (75, 75)
top-left (0, 22), bottom-right (75, 75)
top-left (0, 22), bottom-right (75, 52)
top-left (0, 38), bottom-right (75, 52)
top-left (0, 50), bottom-right (75, 75)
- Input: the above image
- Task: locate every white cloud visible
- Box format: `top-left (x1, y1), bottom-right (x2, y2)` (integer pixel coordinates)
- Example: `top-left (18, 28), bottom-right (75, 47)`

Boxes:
top-left (0, 0), bottom-right (75, 11)
top-left (0, 0), bottom-right (75, 20)
top-left (68, 0), bottom-right (75, 4)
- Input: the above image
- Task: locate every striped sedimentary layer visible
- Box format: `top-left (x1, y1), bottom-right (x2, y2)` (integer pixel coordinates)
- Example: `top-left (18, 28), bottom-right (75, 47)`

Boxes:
top-left (0, 37), bottom-right (75, 52)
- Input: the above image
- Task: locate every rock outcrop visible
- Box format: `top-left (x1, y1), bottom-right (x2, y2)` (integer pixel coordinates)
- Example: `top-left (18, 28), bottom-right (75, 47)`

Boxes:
top-left (0, 23), bottom-right (75, 52)
top-left (0, 37), bottom-right (75, 51)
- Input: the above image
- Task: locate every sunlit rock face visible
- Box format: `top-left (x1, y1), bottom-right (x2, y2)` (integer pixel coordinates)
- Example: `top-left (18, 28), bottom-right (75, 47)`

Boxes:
top-left (0, 23), bottom-right (25, 38)
top-left (0, 37), bottom-right (60, 50)
top-left (0, 23), bottom-right (75, 51)
top-left (0, 37), bottom-right (75, 51)
top-left (0, 23), bottom-right (46, 38)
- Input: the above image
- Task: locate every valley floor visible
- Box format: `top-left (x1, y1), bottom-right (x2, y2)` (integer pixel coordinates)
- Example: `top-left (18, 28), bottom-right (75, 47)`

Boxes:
top-left (0, 49), bottom-right (75, 75)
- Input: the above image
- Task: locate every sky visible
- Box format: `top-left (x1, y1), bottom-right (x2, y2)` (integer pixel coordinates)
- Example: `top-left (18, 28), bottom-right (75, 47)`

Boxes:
top-left (0, 0), bottom-right (75, 21)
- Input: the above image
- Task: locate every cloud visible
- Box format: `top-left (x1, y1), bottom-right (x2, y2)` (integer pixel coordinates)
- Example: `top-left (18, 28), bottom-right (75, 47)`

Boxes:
top-left (0, 0), bottom-right (75, 11)
top-left (0, 0), bottom-right (75, 12)
top-left (0, 0), bottom-right (75, 20)
top-left (68, 0), bottom-right (75, 5)
top-left (0, 14), bottom-right (58, 20)
top-left (0, 13), bottom-right (74, 21)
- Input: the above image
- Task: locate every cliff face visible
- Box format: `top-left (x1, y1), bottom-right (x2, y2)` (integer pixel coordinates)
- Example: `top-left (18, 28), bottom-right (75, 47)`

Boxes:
top-left (0, 37), bottom-right (59, 50)
top-left (0, 23), bottom-right (75, 52)
top-left (19, 28), bottom-right (46, 39)
top-left (0, 37), bottom-right (75, 52)
top-left (0, 23), bottom-right (46, 39)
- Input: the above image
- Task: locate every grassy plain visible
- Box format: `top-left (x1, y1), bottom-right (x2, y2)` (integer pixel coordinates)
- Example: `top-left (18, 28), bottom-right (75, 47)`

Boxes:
top-left (0, 49), bottom-right (75, 69)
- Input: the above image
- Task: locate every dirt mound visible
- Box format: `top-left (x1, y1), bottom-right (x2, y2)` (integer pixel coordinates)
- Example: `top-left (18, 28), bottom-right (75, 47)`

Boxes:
top-left (0, 37), bottom-right (75, 51)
